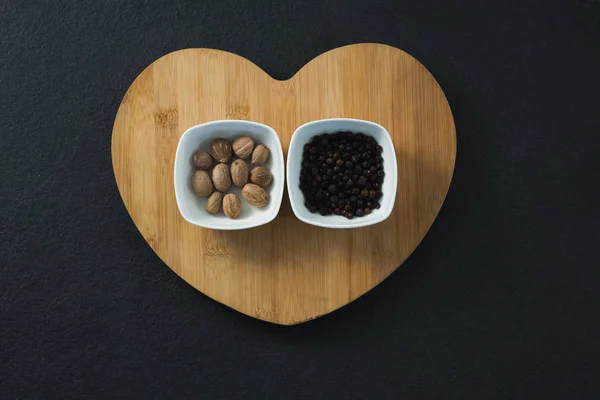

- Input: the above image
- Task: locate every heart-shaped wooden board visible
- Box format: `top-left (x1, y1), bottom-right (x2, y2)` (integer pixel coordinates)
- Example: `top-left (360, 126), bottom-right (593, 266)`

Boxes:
top-left (112, 44), bottom-right (456, 325)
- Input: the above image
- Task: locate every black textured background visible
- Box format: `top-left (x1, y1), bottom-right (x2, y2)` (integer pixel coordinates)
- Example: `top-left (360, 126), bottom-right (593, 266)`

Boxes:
top-left (2, 0), bottom-right (600, 398)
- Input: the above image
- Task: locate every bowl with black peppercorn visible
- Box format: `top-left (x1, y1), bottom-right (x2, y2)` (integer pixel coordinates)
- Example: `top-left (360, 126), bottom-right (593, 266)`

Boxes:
top-left (174, 120), bottom-right (285, 230)
top-left (286, 118), bottom-right (397, 229)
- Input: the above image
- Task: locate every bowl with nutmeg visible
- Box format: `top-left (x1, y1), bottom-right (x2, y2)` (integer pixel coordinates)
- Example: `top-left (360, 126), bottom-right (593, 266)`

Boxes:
top-left (287, 118), bottom-right (398, 229)
top-left (174, 120), bottom-right (285, 230)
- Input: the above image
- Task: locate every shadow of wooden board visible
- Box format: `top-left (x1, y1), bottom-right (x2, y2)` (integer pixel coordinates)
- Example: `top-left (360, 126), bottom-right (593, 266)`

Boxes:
top-left (112, 43), bottom-right (456, 325)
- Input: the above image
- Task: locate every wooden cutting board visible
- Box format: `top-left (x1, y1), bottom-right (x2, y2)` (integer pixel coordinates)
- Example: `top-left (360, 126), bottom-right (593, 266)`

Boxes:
top-left (112, 44), bottom-right (456, 325)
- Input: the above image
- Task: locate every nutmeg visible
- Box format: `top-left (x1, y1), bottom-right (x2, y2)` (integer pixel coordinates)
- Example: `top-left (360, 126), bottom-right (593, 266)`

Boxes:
top-left (231, 159), bottom-right (249, 187)
top-left (191, 170), bottom-right (213, 197)
top-left (192, 151), bottom-right (213, 170)
top-left (232, 136), bottom-right (255, 160)
top-left (223, 193), bottom-right (241, 219)
top-left (249, 166), bottom-right (272, 187)
top-left (205, 191), bottom-right (223, 214)
top-left (251, 145), bottom-right (269, 165)
top-left (212, 163), bottom-right (232, 192)
top-left (210, 138), bottom-right (232, 163)
top-left (242, 183), bottom-right (269, 208)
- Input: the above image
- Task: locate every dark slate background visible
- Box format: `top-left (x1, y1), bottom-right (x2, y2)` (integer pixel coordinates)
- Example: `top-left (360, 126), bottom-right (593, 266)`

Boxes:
top-left (1, 0), bottom-right (600, 398)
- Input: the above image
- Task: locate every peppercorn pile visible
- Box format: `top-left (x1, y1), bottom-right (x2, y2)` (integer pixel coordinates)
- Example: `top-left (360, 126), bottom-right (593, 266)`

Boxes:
top-left (299, 131), bottom-right (385, 219)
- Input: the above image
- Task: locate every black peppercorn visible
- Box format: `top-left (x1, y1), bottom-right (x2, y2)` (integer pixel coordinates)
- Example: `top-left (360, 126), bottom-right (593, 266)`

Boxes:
top-left (299, 131), bottom-right (385, 218)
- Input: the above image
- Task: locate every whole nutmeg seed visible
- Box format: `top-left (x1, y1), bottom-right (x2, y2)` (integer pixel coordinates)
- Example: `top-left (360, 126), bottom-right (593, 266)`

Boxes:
top-left (223, 193), bottom-right (241, 219)
top-left (205, 191), bottom-right (223, 214)
top-left (232, 136), bottom-right (255, 160)
top-left (192, 151), bottom-right (213, 170)
top-left (242, 183), bottom-right (269, 208)
top-left (191, 170), bottom-right (213, 197)
top-left (251, 145), bottom-right (269, 165)
top-left (210, 138), bottom-right (232, 163)
top-left (250, 166), bottom-right (272, 187)
top-left (231, 159), bottom-right (249, 187)
top-left (212, 163), bottom-right (232, 192)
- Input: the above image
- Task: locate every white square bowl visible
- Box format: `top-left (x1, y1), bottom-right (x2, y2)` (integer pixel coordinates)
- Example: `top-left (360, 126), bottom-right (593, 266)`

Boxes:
top-left (174, 120), bottom-right (285, 230)
top-left (286, 118), bottom-right (398, 229)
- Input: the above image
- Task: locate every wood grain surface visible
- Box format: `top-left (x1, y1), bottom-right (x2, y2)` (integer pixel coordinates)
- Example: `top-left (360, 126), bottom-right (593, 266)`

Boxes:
top-left (111, 44), bottom-right (456, 325)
